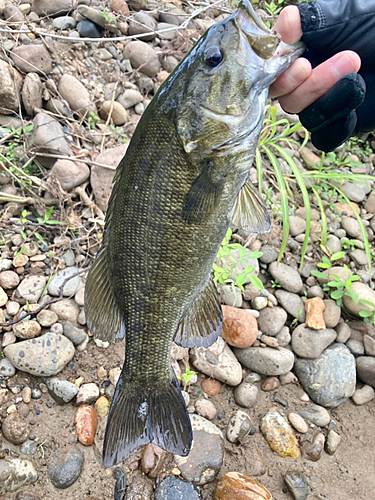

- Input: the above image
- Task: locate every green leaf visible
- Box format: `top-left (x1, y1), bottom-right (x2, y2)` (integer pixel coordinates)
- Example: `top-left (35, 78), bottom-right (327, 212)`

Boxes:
top-left (249, 274), bottom-right (264, 290)
top-left (359, 310), bottom-right (373, 318)
top-left (359, 299), bottom-right (375, 308)
top-left (310, 270), bottom-right (327, 280)
top-left (346, 289), bottom-right (359, 303)
top-left (331, 289), bottom-right (344, 300)
top-left (331, 251), bottom-right (346, 261)
top-left (327, 281), bottom-right (344, 289)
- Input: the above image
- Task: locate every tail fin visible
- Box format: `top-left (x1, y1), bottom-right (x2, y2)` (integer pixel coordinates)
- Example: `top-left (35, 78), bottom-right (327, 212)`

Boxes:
top-left (102, 372), bottom-right (192, 468)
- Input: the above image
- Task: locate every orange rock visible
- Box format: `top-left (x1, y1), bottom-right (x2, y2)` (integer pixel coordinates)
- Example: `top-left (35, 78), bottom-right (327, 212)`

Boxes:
top-left (334, 201), bottom-right (360, 217)
top-left (221, 305), bottom-right (258, 348)
top-left (201, 378), bottom-right (222, 396)
top-left (305, 297), bottom-right (326, 330)
top-left (75, 405), bottom-right (98, 446)
top-left (110, 0), bottom-right (129, 16)
top-left (214, 472), bottom-right (272, 500)
top-left (301, 146), bottom-right (321, 166)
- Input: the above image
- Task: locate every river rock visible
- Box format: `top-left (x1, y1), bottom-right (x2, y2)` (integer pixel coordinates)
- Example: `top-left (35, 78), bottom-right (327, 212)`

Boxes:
top-left (0, 358), bottom-right (16, 378)
top-left (260, 408), bottom-right (300, 459)
top-left (22, 72), bottom-right (42, 116)
top-left (13, 320), bottom-right (42, 340)
top-left (275, 290), bottom-right (306, 322)
top-left (214, 472), bottom-right (271, 500)
top-left (305, 297), bottom-right (325, 330)
top-left (32, 0), bottom-right (74, 16)
top-left (4, 332), bottom-right (75, 376)
top-left (174, 414), bottom-right (224, 486)
top-left (77, 19), bottom-right (102, 37)
top-left (233, 346), bottom-right (294, 376)
top-left (298, 404), bottom-right (330, 427)
top-left (110, 0), bottom-right (130, 16)
top-left (200, 378), bottom-right (222, 396)
top-left (155, 475), bottom-right (201, 500)
top-left (325, 429), bottom-right (341, 455)
top-left (190, 337), bottom-right (242, 386)
top-left (53, 15), bottom-right (76, 29)
top-left (269, 262), bottom-right (302, 293)
top-left (303, 432), bottom-right (325, 461)
top-left (0, 458), bottom-right (37, 492)
top-left (76, 383), bottom-right (99, 404)
top-left (295, 344), bottom-right (356, 407)
top-left (62, 321), bottom-right (87, 345)
top-left (341, 217), bottom-right (363, 240)
top-left (50, 299), bottom-right (80, 323)
top-left (289, 215), bottom-right (306, 236)
top-left (226, 410), bottom-right (254, 443)
top-left (50, 159), bottom-right (90, 191)
top-left (49, 266), bottom-right (83, 296)
top-left (356, 356), bottom-right (375, 387)
top-left (117, 89), bottom-right (143, 109)
top-left (10, 45), bottom-right (52, 75)
top-left (129, 12), bottom-right (157, 40)
top-left (323, 299), bottom-right (341, 328)
top-left (123, 40), bottom-right (161, 77)
top-left (352, 384), bottom-right (375, 404)
top-left (58, 74), bottom-right (95, 116)
top-left (0, 60), bottom-right (23, 114)
top-left (0, 286), bottom-right (7, 307)
top-left (194, 399), bottom-right (217, 420)
top-left (343, 282), bottom-right (375, 316)
top-left (75, 405), bottom-right (98, 445)
top-left (45, 376), bottom-right (79, 404)
top-left (16, 274), bottom-right (46, 304)
top-left (233, 381), bottom-right (258, 408)
top-left (257, 306), bottom-right (287, 336)
top-left (20, 440), bottom-right (38, 456)
top-left (140, 443), bottom-right (169, 479)
top-left (336, 322), bottom-right (351, 343)
top-left (36, 310), bottom-right (58, 327)
top-left (0, 270), bottom-right (20, 289)
top-left (48, 450), bottom-right (84, 489)
top-left (284, 471), bottom-right (309, 500)
top-left (221, 306), bottom-right (257, 348)
top-left (2, 413), bottom-right (30, 444)
top-left (291, 324), bottom-right (337, 359)
top-left (288, 413), bottom-right (308, 434)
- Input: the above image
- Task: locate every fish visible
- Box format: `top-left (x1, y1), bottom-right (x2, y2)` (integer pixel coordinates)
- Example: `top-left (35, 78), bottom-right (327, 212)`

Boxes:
top-left (85, 0), bottom-right (304, 468)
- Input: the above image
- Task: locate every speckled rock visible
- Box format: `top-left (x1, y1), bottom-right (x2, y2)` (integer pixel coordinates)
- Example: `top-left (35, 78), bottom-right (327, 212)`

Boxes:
top-left (257, 306), bottom-right (287, 336)
top-left (45, 376), bottom-right (79, 404)
top-left (291, 324), bottom-right (337, 359)
top-left (214, 472), bottom-right (271, 500)
top-left (260, 408), bottom-right (300, 459)
top-left (36, 309), bottom-right (58, 327)
top-left (0, 358), bottom-right (16, 378)
top-left (15, 275), bottom-right (46, 303)
top-left (2, 413), bottom-right (30, 444)
top-left (48, 266), bottom-right (83, 297)
top-left (226, 410), bottom-right (254, 443)
top-left (155, 474), bottom-right (201, 500)
top-left (233, 382), bottom-right (258, 408)
top-left (269, 262), bottom-right (303, 293)
top-left (233, 346), bottom-right (294, 376)
top-left (0, 458), bottom-right (38, 492)
top-left (13, 320), bottom-right (42, 340)
top-left (48, 450), bottom-right (84, 489)
top-left (50, 299), bottom-right (80, 323)
top-left (174, 414), bottom-right (224, 486)
top-left (4, 332), bottom-right (75, 376)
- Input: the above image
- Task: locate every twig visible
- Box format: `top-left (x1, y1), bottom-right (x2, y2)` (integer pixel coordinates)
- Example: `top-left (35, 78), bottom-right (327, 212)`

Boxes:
top-left (100, 83), bottom-right (118, 154)
top-left (32, 152), bottom-right (117, 170)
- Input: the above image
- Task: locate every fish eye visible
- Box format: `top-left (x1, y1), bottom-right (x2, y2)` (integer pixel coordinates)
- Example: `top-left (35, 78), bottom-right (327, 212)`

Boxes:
top-left (205, 46), bottom-right (224, 68)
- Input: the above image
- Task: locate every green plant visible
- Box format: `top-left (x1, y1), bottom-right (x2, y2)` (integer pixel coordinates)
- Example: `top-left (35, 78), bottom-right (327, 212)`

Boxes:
top-left (264, 0), bottom-right (284, 16)
top-left (100, 9), bottom-right (117, 28)
top-left (38, 433), bottom-right (51, 459)
top-left (359, 300), bottom-right (375, 326)
top-left (341, 238), bottom-right (362, 251)
top-left (178, 366), bottom-right (197, 389)
top-left (213, 228), bottom-right (263, 292)
top-left (87, 111), bottom-right (101, 129)
top-left (110, 125), bottom-right (129, 143)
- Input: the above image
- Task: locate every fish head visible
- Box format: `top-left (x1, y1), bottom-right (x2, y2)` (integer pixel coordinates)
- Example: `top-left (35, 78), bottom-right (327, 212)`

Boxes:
top-left (172, 0), bottom-right (305, 157)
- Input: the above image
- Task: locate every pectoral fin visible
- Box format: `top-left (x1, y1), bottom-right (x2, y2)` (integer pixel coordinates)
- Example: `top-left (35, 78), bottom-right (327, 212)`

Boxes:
top-left (231, 179), bottom-right (271, 233)
top-left (174, 274), bottom-right (222, 348)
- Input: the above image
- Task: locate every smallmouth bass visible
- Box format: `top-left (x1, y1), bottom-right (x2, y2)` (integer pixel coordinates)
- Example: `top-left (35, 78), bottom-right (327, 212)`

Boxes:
top-left (85, 0), bottom-right (304, 468)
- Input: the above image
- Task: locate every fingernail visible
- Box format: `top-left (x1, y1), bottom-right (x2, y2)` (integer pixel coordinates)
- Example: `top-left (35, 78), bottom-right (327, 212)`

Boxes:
top-left (332, 54), bottom-right (355, 77)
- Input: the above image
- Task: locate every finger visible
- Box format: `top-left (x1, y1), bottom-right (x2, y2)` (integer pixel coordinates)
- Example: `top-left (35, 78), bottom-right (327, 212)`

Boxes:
top-left (273, 6), bottom-right (302, 44)
top-left (269, 58), bottom-right (312, 98)
top-left (278, 51), bottom-right (362, 113)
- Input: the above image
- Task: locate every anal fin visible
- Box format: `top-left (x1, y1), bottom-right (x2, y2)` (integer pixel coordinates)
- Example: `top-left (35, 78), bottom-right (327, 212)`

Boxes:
top-left (174, 274), bottom-right (222, 348)
top-left (231, 179), bottom-right (271, 234)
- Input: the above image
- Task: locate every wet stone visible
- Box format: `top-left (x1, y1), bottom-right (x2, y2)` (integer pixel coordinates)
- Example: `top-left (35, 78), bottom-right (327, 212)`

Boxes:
top-left (284, 471), bottom-right (309, 500)
top-left (140, 443), bottom-right (169, 479)
top-left (48, 450), bottom-right (84, 489)
top-left (0, 458), bottom-right (37, 492)
top-left (174, 414), bottom-right (224, 486)
top-left (298, 405), bottom-right (330, 427)
top-left (260, 408), bottom-right (300, 459)
top-left (214, 472), bottom-right (271, 500)
top-left (155, 475), bottom-right (201, 500)
top-left (226, 410), bottom-right (254, 443)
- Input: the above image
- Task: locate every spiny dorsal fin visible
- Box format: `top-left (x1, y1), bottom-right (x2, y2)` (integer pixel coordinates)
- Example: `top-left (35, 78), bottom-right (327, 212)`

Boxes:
top-left (174, 274), bottom-right (222, 348)
top-left (231, 179), bottom-right (271, 234)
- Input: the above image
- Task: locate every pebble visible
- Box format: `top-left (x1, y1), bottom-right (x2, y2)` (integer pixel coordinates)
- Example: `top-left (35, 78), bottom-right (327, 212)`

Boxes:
top-left (10, 45), bottom-right (52, 75)
top-left (275, 290), bottom-right (305, 322)
top-left (0, 458), bottom-right (37, 492)
top-left (141, 443), bottom-right (169, 479)
top-left (214, 472), bottom-right (271, 500)
top-left (117, 89), bottom-right (143, 109)
top-left (195, 399), bottom-right (217, 420)
top-left (0, 270), bottom-right (20, 289)
top-left (114, 466), bottom-right (127, 500)
top-left (155, 475), bottom-right (201, 500)
top-left (343, 282), bottom-right (375, 315)
top-left (0, 259), bottom-right (13, 271)
top-left (350, 249), bottom-right (368, 266)
top-left (226, 410), bottom-right (254, 443)
top-left (291, 324), bottom-right (337, 359)
top-left (4, 332), bottom-right (75, 376)
top-left (260, 408), bottom-right (300, 459)
top-left (2, 413), bottom-right (30, 444)
top-left (62, 320), bottom-right (87, 345)
top-left (257, 306), bottom-right (287, 336)
top-left (305, 297), bottom-right (325, 330)
top-left (276, 326), bottom-right (291, 347)
top-left (201, 378), bottom-right (222, 396)
top-left (325, 429), bottom-right (341, 455)
top-left (0, 358), bottom-right (16, 378)
top-left (233, 382), bottom-right (258, 408)
top-left (220, 285), bottom-right (242, 307)
top-left (21, 386), bottom-right (31, 403)
top-left (36, 309), bottom-right (58, 327)
top-left (45, 376), bottom-right (79, 404)
top-left (20, 439), bottom-right (38, 456)
top-left (75, 405), bottom-right (99, 445)
top-left (259, 246), bottom-right (279, 264)
top-left (50, 299), bottom-right (80, 323)
top-left (268, 262), bottom-right (303, 293)
top-left (1, 330), bottom-right (15, 348)
top-left (288, 413), bottom-right (308, 434)
top-left (77, 19), bottom-right (102, 38)
top-left (336, 322), bottom-right (351, 343)
top-left (50, 322), bottom-right (64, 335)
top-left (13, 320), bottom-right (42, 340)
top-left (346, 338), bottom-right (365, 357)
top-left (76, 382), bottom-right (100, 404)
top-left (323, 299), bottom-right (341, 328)
top-left (48, 450), bottom-right (84, 489)
top-left (341, 217), bottom-right (363, 240)
top-left (6, 301), bottom-right (20, 316)
top-left (284, 471), bottom-right (309, 500)
top-left (252, 296), bottom-right (268, 310)
top-left (190, 337), bottom-right (242, 386)
top-left (289, 215), bottom-right (307, 236)
top-left (280, 372), bottom-right (298, 385)
top-left (0, 286), bottom-right (7, 307)
top-left (295, 343), bottom-right (356, 407)
top-left (74, 286), bottom-right (85, 306)
top-left (174, 414), bottom-right (224, 485)
top-left (298, 405), bottom-right (331, 427)
top-left (101, 100), bottom-right (128, 126)
top-left (48, 266), bottom-right (83, 297)
top-left (261, 376), bottom-right (280, 391)
top-left (233, 346), bottom-right (294, 376)
top-left (95, 395), bottom-right (110, 417)
top-left (58, 74), bottom-right (95, 115)
top-left (123, 40), bottom-right (161, 77)
top-left (356, 356), bottom-right (375, 387)
top-left (221, 306), bottom-right (257, 348)
top-left (50, 159), bottom-right (90, 191)
top-left (342, 182), bottom-right (367, 202)
top-left (53, 15), bottom-right (76, 30)
top-left (303, 432), bottom-right (325, 461)
top-left (352, 384), bottom-right (375, 404)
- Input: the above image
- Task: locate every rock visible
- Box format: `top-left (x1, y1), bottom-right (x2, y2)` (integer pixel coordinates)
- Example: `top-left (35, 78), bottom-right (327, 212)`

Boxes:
top-left (4, 332), bottom-right (75, 376)
top-left (13, 320), bottom-right (42, 340)
top-left (157, 22), bottom-right (179, 40)
top-left (48, 450), bottom-right (84, 489)
top-left (284, 471), bottom-right (309, 500)
top-left (291, 324), bottom-right (336, 359)
top-left (0, 286), bottom-right (7, 307)
top-left (77, 19), bottom-right (102, 38)
top-left (117, 89), bottom-right (143, 109)
top-left (0, 60), bottom-right (23, 114)
top-left (141, 443), bottom-right (169, 479)
top-left (259, 246), bottom-right (279, 264)
top-left (346, 338), bottom-right (364, 357)
top-left (2, 331), bottom-right (16, 347)
top-left (336, 322), bottom-right (351, 343)
top-left (214, 472), bottom-right (271, 500)
top-left (305, 297), bottom-right (325, 330)
top-left (76, 382), bottom-right (99, 404)
top-left (36, 309), bottom-right (58, 327)
top-left (95, 396), bottom-right (110, 417)
top-left (2, 413), bottom-right (30, 444)
top-left (0, 270), bottom-right (20, 289)
top-left (194, 399), bottom-right (217, 420)
top-left (100, 101), bottom-right (128, 126)
top-left (295, 344), bottom-right (356, 407)
top-left (53, 15), bottom-right (76, 29)
top-left (325, 429), bottom-right (341, 455)
top-left (77, 5), bottom-right (111, 29)
top-left (341, 217), bottom-right (363, 240)
top-left (221, 306), bottom-right (257, 348)
top-left (226, 410), bottom-right (254, 443)
top-left (155, 475), bottom-right (201, 500)
top-left (200, 378), bottom-right (222, 396)
top-left (303, 432), bottom-right (325, 461)
top-left (50, 159), bottom-right (90, 191)
top-left (233, 382), bottom-right (258, 408)
top-left (58, 74), bottom-right (95, 116)
top-left (323, 299), bottom-right (341, 328)
top-left (31, 0), bottom-right (74, 16)
top-left (252, 296), bottom-right (267, 310)
top-left (260, 408), bottom-right (300, 459)
top-left (289, 216), bottom-right (306, 236)
top-left (343, 282), bottom-right (375, 316)
top-left (123, 40), bottom-right (161, 77)
top-left (129, 12), bottom-right (157, 41)
top-left (20, 439), bottom-right (38, 455)
top-left (75, 405), bottom-right (98, 445)
top-left (10, 45), bottom-right (52, 75)
top-left (50, 298), bottom-right (80, 323)
top-left (174, 414), bottom-right (224, 486)
top-left (0, 358), bottom-right (16, 378)
top-left (356, 356), bottom-right (375, 387)
top-left (62, 321), bottom-right (87, 345)
top-left (190, 337), bottom-right (242, 386)
top-left (159, 2), bottom-right (187, 25)
top-left (269, 262), bottom-right (302, 293)
top-left (45, 376), bottom-right (79, 404)
top-left (220, 284), bottom-right (242, 307)
top-left (16, 275), bottom-right (46, 303)
top-left (275, 290), bottom-right (306, 322)
top-left (298, 404), bottom-right (330, 427)
top-left (257, 306), bottom-right (287, 336)
top-left (342, 182), bottom-right (366, 202)
top-left (261, 376), bottom-right (280, 391)
top-left (110, 0), bottom-right (130, 16)
top-left (29, 112), bottom-right (71, 167)
top-left (22, 72), bottom-right (43, 116)
top-left (276, 326), bottom-right (291, 347)
top-left (233, 346), bottom-right (294, 376)
top-left (0, 458), bottom-right (37, 492)
top-left (352, 385), bottom-right (375, 404)
top-left (288, 413), bottom-right (308, 434)
top-left (350, 249), bottom-right (368, 266)
top-left (365, 190), bottom-right (375, 213)
top-left (4, 3), bottom-right (25, 23)
top-left (90, 143), bottom-right (128, 211)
